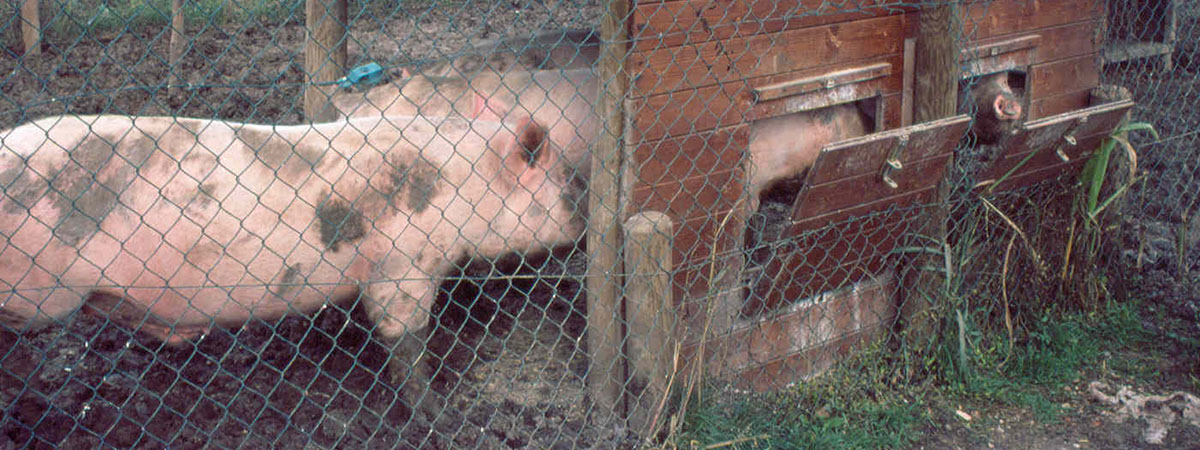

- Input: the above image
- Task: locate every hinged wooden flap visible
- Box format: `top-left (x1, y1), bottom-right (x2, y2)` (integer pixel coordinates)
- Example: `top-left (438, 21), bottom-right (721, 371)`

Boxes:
top-left (749, 63), bottom-right (893, 121)
top-left (978, 98), bottom-right (1136, 190)
top-left (790, 114), bottom-right (970, 228)
top-left (960, 34), bottom-right (1041, 78)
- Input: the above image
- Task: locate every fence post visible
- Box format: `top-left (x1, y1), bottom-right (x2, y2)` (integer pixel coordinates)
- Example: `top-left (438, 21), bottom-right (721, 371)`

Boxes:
top-left (303, 0), bottom-right (346, 122)
top-left (899, 1), bottom-right (959, 349)
top-left (169, 0), bottom-right (185, 96)
top-left (587, 0), bottom-right (630, 425)
top-left (623, 212), bottom-right (676, 438)
top-left (20, 0), bottom-right (39, 56)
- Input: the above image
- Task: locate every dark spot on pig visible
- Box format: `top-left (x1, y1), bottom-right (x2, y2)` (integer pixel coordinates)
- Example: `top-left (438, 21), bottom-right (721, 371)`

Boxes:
top-left (50, 137), bottom-right (139, 246)
top-left (385, 158), bottom-right (441, 214)
top-left (316, 198), bottom-right (367, 252)
top-left (198, 182), bottom-right (218, 205)
top-left (1, 160), bottom-right (49, 214)
top-left (238, 128), bottom-right (324, 176)
top-left (273, 263), bottom-right (302, 298)
top-left (120, 136), bottom-right (158, 168)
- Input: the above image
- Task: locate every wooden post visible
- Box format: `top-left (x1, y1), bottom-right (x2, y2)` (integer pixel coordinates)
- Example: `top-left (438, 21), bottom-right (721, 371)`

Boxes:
top-left (623, 212), bottom-right (676, 438)
top-left (587, 0), bottom-right (630, 425)
top-left (20, 0), bottom-right (40, 56)
top-left (901, 38), bottom-right (917, 127)
top-left (899, 2), bottom-right (959, 349)
top-left (168, 0), bottom-right (185, 95)
top-left (303, 0), bottom-right (347, 122)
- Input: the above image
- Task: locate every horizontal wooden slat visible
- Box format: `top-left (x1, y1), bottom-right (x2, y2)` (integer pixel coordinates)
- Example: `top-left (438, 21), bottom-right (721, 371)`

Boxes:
top-left (1029, 89), bottom-right (1092, 120)
top-left (750, 75), bottom-right (895, 122)
top-left (792, 186), bottom-right (932, 231)
top-left (632, 55), bottom-right (905, 141)
top-left (962, 0), bottom-right (1102, 41)
top-left (629, 15), bottom-right (904, 97)
top-left (977, 134), bottom-right (1104, 191)
top-left (803, 114), bottom-right (970, 186)
top-left (974, 20), bottom-right (1100, 64)
top-left (631, 81), bottom-right (751, 143)
top-left (630, 0), bottom-right (911, 51)
top-left (692, 268), bottom-right (894, 353)
top-left (1029, 54), bottom-right (1100, 102)
top-left (747, 232), bottom-right (900, 318)
top-left (744, 207), bottom-right (916, 313)
top-left (631, 169), bottom-right (744, 222)
top-left (631, 125), bottom-right (748, 188)
top-left (723, 320), bottom-right (889, 392)
top-left (794, 155), bottom-right (951, 221)
top-left (982, 154), bottom-right (1091, 192)
top-left (960, 34), bottom-right (1040, 78)
top-left (755, 63), bottom-right (893, 102)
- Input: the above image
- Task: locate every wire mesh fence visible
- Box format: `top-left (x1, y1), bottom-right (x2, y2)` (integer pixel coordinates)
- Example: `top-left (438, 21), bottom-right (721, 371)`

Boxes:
top-left (0, 0), bottom-right (1194, 448)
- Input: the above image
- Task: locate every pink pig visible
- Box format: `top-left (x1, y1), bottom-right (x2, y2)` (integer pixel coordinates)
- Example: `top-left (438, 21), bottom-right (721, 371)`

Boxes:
top-left (0, 113), bottom-right (584, 397)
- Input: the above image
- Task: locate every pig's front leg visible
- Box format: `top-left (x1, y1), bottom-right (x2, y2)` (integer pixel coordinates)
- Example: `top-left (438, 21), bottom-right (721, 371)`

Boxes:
top-left (361, 275), bottom-right (444, 419)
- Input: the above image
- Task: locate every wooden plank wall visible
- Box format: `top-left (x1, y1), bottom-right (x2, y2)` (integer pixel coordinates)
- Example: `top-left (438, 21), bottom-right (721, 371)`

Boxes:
top-left (625, 0), bottom-right (1108, 336)
top-left (962, 0), bottom-right (1104, 119)
top-left (626, 1), bottom-right (910, 315)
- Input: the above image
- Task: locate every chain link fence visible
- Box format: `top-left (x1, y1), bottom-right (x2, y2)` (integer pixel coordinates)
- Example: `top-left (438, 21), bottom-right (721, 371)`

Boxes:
top-left (0, 0), bottom-right (1194, 448)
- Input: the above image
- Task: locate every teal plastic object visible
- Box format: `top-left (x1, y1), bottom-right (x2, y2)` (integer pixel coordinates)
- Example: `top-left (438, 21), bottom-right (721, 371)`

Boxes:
top-left (337, 63), bottom-right (384, 89)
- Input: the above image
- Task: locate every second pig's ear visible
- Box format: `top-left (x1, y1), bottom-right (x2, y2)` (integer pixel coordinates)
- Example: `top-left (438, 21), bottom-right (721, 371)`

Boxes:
top-left (473, 92), bottom-right (510, 122)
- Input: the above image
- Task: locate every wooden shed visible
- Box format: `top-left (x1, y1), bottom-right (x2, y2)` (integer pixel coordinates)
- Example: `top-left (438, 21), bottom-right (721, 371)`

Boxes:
top-left (616, 0), bottom-right (1134, 392)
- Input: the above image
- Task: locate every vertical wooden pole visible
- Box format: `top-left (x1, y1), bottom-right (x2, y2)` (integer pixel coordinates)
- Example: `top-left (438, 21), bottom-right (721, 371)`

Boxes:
top-left (588, 0), bottom-right (630, 425)
top-left (169, 0), bottom-right (185, 95)
top-left (20, 0), bottom-right (40, 56)
top-left (901, 38), bottom-right (917, 127)
top-left (304, 0), bottom-right (347, 122)
top-left (623, 212), bottom-right (676, 437)
top-left (899, 2), bottom-right (959, 349)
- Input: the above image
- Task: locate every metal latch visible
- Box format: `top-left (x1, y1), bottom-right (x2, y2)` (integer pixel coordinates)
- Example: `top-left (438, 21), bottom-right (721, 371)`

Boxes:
top-left (880, 134), bottom-right (910, 189)
top-left (1054, 116), bottom-right (1088, 162)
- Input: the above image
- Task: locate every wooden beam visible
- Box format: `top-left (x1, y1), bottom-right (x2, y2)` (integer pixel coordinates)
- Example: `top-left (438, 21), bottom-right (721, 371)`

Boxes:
top-left (20, 0), bottom-right (40, 56)
top-left (303, 0), bottom-right (347, 122)
top-left (899, 1), bottom-right (959, 349)
top-left (587, 0), bottom-right (630, 425)
top-left (623, 211), bottom-right (677, 438)
top-left (169, 0), bottom-right (185, 96)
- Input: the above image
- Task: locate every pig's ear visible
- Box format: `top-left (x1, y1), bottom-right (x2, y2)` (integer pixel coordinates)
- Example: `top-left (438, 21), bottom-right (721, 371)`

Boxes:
top-left (501, 117), bottom-right (551, 180)
top-left (513, 117), bottom-right (548, 165)
top-left (472, 91), bottom-right (511, 122)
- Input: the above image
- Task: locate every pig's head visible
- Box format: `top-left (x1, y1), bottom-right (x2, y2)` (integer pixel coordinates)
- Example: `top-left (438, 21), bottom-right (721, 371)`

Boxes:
top-left (964, 72), bottom-right (1025, 147)
top-left (489, 117), bottom-right (587, 249)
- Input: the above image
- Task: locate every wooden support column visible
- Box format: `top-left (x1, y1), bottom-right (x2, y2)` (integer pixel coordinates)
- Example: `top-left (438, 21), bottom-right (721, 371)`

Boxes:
top-left (899, 1), bottom-right (959, 350)
top-left (623, 212), bottom-right (676, 438)
top-left (303, 0), bottom-right (347, 122)
top-left (20, 0), bottom-right (40, 56)
top-left (587, 0), bottom-right (630, 425)
top-left (169, 0), bottom-right (185, 95)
